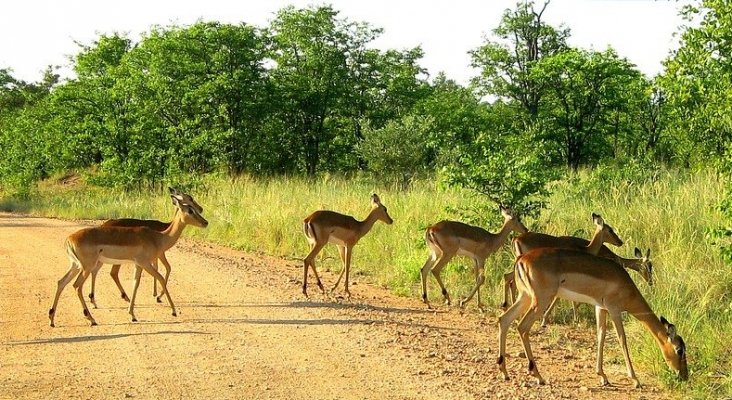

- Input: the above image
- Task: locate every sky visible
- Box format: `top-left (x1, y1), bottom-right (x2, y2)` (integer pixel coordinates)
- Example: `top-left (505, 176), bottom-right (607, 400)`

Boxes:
top-left (0, 0), bottom-right (693, 85)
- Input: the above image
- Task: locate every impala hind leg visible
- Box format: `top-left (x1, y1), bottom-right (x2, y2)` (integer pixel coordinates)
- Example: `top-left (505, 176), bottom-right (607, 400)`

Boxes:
top-left (128, 266), bottom-right (144, 322)
top-left (501, 269), bottom-right (517, 309)
top-left (49, 262), bottom-right (81, 327)
top-left (419, 251), bottom-right (437, 308)
top-left (332, 245), bottom-right (347, 293)
top-left (89, 267), bottom-right (99, 308)
top-left (303, 241), bottom-right (326, 297)
top-left (497, 292), bottom-right (531, 380)
top-left (595, 307), bottom-right (610, 386)
top-left (73, 269), bottom-right (97, 326)
top-left (430, 251), bottom-right (456, 306)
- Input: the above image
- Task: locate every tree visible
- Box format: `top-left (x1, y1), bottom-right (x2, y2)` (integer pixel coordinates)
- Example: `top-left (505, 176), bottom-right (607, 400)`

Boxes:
top-left (532, 48), bottom-right (641, 170)
top-left (470, 0), bottom-right (569, 119)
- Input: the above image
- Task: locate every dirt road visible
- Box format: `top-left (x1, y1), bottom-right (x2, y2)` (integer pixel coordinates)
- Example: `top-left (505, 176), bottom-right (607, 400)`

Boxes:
top-left (0, 213), bottom-right (668, 399)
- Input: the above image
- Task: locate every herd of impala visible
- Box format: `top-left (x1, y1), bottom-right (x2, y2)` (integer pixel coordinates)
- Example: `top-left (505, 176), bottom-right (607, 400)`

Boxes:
top-left (48, 190), bottom-right (688, 388)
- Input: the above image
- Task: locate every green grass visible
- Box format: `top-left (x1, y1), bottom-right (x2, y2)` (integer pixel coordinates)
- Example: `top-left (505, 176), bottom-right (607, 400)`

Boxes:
top-left (2, 169), bottom-right (730, 398)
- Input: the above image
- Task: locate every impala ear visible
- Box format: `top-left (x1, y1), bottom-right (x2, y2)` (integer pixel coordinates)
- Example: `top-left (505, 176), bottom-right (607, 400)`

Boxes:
top-left (371, 193), bottom-right (381, 205)
top-left (660, 316), bottom-right (678, 339)
top-left (169, 187), bottom-right (180, 195)
top-left (170, 194), bottom-right (180, 207)
top-left (634, 247), bottom-right (643, 258)
top-left (646, 248), bottom-right (651, 258)
top-left (592, 213), bottom-right (604, 226)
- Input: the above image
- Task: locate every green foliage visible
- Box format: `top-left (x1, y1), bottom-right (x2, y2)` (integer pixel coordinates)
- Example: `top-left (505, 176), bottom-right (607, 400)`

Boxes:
top-left (358, 114), bottom-right (434, 186)
top-left (444, 122), bottom-right (558, 220)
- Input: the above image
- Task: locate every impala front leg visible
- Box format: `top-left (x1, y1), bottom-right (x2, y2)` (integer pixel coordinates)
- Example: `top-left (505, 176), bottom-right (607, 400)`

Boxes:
top-left (128, 266), bottom-right (144, 322)
top-left (156, 254), bottom-right (173, 303)
top-left (144, 262), bottom-right (177, 317)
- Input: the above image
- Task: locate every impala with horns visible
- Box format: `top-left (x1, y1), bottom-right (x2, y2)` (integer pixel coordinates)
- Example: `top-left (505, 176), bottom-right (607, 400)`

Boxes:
top-left (497, 247), bottom-right (687, 387)
top-left (302, 194), bottom-right (393, 298)
top-left (49, 194), bottom-right (208, 327)
top-left (87, 187), bottom-right (204, 307)
top-left (420, 205), bottom-right (527, 310)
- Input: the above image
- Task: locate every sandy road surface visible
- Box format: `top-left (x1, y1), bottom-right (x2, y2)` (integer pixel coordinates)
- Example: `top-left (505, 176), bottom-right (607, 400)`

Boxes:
top-left (0, 213), bottom-right (668, 399)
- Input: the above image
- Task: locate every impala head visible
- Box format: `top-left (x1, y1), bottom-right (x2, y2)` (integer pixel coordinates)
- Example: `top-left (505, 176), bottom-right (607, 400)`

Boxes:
top-left (169, 187), bottom-right (204, 214)
top-left (370, 194), bottom-right (393, 225)
top-left (172, 195), bottom-right (209, 228)
top-left (500, 205), bottom-right (528, 234)
top-left (633, 247), bottom-right (654, 286)
top-left (591, 212), bottom-right (623, 246)
top-left (659, 316), bottom-right (688, 381)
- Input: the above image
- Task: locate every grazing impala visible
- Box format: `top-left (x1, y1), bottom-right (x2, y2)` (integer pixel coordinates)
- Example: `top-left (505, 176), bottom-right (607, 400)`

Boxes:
top-left (87, 188), bottom-right (204, 307)
top-left (497, 247), bottom-right (687, 387)
top-left (302, 194), bottom-right (393, 298)
top-left (48, 195), bottom-right (208, 327)
top-left (420, 205), bottom-right (528, 310)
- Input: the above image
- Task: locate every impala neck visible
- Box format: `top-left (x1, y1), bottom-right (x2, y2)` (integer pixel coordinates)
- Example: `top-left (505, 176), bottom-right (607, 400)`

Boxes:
top-left (356, 208), bottom-right (382, 239)
top-left (160, 208), bottom-right (187, 251)
top-left (585, 226), bottom-right (605, 255)
top-left (630, 304), bottom-right (672, 353)
top-left (614, 254), bottom-right (642, 272)
top-left (495, 219), bottom-right (516, 244)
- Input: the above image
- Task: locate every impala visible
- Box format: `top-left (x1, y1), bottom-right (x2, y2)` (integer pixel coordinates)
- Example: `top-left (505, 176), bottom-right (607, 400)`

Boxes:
top-left (302, 193), bottom-right (393, 298)
top-left (87, 188), bottom-right (204, 307)
top-left (506, 213), bottom-right (626, 325)
top-left (420, 205), bottom-right (528, 310)
top-left (503, 229), bottom-right (653, 311)
top-left (497, 247), bottom-right (687, 387)
top-left (48, 195), bottom-right (209, 327)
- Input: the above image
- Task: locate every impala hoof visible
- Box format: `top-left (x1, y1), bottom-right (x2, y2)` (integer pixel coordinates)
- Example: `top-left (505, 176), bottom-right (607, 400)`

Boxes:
top-left (49, 322), bottom-right (55, 328)
top-left (91, 321), bottom-right (98, 327)
top-left (172, 311), bottom-right (177, 317)
top-left (156, 297), bottom-right (163, 304)
top-left (131, 317), bottom-right (137, 323)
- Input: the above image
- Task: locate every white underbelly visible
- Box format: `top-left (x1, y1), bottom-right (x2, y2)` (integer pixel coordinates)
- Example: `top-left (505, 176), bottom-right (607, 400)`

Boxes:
top-left (456, 248), bottom-right (477, 258)
top-left (328, 236), bottom-right (349, 246)
top-left (557, 287), bottom-right (600, 307)
top-left (98, 255), bottom-right (135, 265)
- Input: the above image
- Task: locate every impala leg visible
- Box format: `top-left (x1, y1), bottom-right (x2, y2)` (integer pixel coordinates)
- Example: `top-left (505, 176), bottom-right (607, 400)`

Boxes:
top-left (73, 269), bottom-right (97, 326)
top-left (156, 254), bottom-right (173, 303)
top-left (572, 302), bottom-right (580, 324)
top-left (109, 264), bottom-right (129, 302)
top-left (143, 262), bottom-right (176, 317)
top-left (460, 258), bottom-right (486, 310)
top-left (152, 259), bottom-right (160, 300)
top-left (430, 251), bottom-right (455, 306)
top-left (517, 301), bottom-right (547, 385)
top-left (49, 262), bottom-right (81, 327)
top-left (128, 266), bottom-right (144, 322)
top-left (88, 267), bottom-right (99, 308)
top-left (595, 307), bottom-right (610, 386)
top-left (501, 270), bottom-right (515, 310)
top-left (332, 245), bottom-right (347, 292)
top-left (497, 292), bottom-right (531, 381)
top-left (420, 252), bottom-right (437, 308)
top-left (610, 312), bottom-right (641, 388)
top-left (342, 246), bottom-right (353, 299)
top-left (303, 241), bottom-right (326, 297)
top-left (541, 297), bottom-right (560, 327)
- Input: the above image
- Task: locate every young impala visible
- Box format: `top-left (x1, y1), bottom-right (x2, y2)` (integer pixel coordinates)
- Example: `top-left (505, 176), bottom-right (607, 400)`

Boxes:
top-left (302, 194), bottom-right (393, 298)
top-left (497, 247), bottom-right (687, 387)
top-left (420, 205), bottom-right (528, 310)
top-left (87, 187), bottom-right (204, 307)
top-left (48, 195), bottom-right (208, 327)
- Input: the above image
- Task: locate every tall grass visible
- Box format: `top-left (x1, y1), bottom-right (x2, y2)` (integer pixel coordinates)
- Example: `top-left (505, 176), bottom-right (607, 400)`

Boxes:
top-left (2, 169), bottom-right (730, 397)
